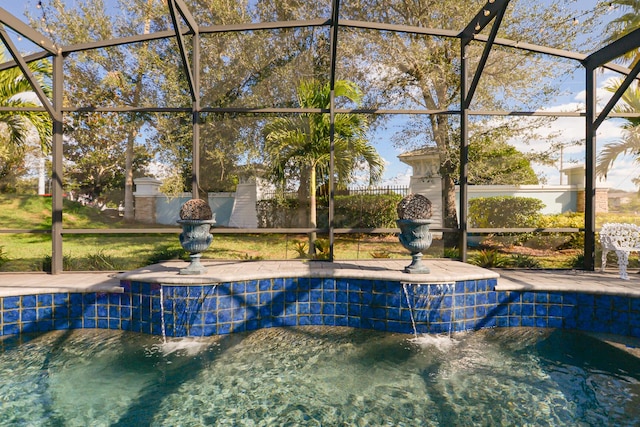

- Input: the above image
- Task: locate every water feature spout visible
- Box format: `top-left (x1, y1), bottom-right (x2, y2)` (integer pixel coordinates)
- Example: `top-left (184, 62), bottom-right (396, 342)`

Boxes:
top-left (404, 283), bottom-right (454, 336)
top-left (402, 283), bottom-right (418, 339)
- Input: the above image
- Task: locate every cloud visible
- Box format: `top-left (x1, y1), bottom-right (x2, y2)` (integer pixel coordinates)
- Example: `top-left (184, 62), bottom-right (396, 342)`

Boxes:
top-left (381, 169), bottom-right (412, 187)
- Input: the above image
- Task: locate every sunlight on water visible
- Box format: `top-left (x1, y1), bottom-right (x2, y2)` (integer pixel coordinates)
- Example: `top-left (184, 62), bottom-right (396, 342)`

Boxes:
top-left (152, 338), bottom-right (215, 357)
top-left (0, 327), bottom-right (639, 426)
top-left (411, 333), bottom-right (458, 352)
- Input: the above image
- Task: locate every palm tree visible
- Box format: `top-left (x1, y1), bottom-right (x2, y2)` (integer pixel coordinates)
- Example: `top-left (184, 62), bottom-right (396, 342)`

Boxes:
top-left (263, 79), bottom-right (384, 254)
top-left (0, 50), bottom-right (52, 187)
top-left (0, 51), bottom-right (52, 150)
top-left (597, 1), bottom-right (640, 186)
top-left (596, 80), bottom-right (640, 184)
top-left (604, 0), bottom-right (640, 66)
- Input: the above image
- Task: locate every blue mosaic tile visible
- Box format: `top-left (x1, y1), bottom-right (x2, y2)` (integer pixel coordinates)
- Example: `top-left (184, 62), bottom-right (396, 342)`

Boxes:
top-left (272, 278), bottom-right (285, 291)
top-left (360, 292), bottom-right (372, 305)
top-left (310, 290), bottom-right (322, 302)
top-left (464, 281), bottom-right (476, 293)
top-left (536, 293), bottom-right (549, 304)
top-left (549, 293), bottom-right (562, 304)
top-left (245, 293), bottom-right (258, 306)
top-left (476, 305), bottom-right (487, 318)
top-left (535, 305), bottom-right (548, 317)
top-left (386, 308), bottom-right (401, 321)
top-left (2, 297), bottom-right (19, 310)
top-left (22, 308), bottom-right (37, 322)
top-left (271, 302), bottom-right (285, 316)
top-left (1, 276), bottom-right (639, 340)
top-left (322, 316), bottom-right (335, 326)
top-left (509, 304), bottom-right (522, 316)
top-left (3, 310), bottom-right (19, 323)
top-left (37, 294), bottom-right (52, 307)
top-left (321, 290), bottom-right (335, 303)
top-left (535, 317), bottom-right (547, 328)
top-left (22, 295), bottom-right (37, 308)
top-left (548, 304), bottom-right (562, 317)
top-left (231, 282), bottom-right (245, 295)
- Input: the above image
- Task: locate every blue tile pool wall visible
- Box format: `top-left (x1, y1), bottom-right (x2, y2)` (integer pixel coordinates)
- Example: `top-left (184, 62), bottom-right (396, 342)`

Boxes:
top-left (1, 278), bottom-right (640, 338)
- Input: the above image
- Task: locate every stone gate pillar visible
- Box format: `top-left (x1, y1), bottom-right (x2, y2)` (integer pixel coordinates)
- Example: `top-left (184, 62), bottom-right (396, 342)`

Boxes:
top-left (133, 177), bottom-right (162, 223)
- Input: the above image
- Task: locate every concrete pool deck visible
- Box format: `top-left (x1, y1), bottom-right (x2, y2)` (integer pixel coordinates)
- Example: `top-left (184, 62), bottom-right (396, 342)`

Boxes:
top-left (1, 259), bottom-right (640, 297)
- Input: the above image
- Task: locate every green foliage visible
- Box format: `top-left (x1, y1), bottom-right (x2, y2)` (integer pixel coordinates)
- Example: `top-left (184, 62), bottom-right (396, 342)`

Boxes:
top-left (292, 240), bottom-right (308, 258)
top-left (468, 196), bottom-right (545, 229)
top-left (312, 238), bottom-right (331, 260)
top-left (0, 246), bottom-right (9, 267)
top-left (41, 254), bottom-right (75, 272)
top-left (82, 250), bottom-right (122, 271)
top-left (508, 254), bottom-right (541, 269)
top-left (467, 138), bottom-right (539, 185)
top-left (259, 193), bottom-right (403, 229)
top-left (530, 212), bottom-right (584, 250)
top-left (256, 197), bottom-right (300, 228)
top-left (468, 249), bottom-right (509, 268)
top-left (146, 246), bottom-right (189, 264)
top-left (567, 252), bottom-right (585, 269)
top-left (326, 193), bottom-right (403, 228)
top-left (443, 247), bottom-right (460, 260)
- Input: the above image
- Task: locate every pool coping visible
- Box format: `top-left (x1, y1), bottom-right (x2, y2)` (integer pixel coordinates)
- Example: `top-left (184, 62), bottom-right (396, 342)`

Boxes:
top-left (1, 259), bottom-right (639, 297)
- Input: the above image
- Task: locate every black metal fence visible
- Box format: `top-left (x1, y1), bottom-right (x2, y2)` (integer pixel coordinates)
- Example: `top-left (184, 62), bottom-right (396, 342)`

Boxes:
top-left (260, 185), bottom-right (409, 200)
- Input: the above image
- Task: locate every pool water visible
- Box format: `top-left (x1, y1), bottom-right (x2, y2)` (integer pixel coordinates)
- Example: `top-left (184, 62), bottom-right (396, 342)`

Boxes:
top-left (0, 327), bottom-right (639, 426)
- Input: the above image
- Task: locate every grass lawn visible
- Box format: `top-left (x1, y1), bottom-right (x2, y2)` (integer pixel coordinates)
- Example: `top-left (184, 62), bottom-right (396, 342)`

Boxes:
top-left (0, 194), bottom-right (638, 272)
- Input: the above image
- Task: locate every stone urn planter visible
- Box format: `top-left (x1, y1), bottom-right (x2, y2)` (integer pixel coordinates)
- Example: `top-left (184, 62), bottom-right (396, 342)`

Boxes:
top-left (396, 194), bottom-right (433, 274)
top-left (177, 198), bottom-right (215, 275)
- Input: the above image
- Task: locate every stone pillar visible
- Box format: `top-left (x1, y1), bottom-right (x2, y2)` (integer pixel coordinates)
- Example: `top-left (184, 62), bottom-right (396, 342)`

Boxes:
top-left (133, 177), bottom-right (162, 223)
top-left (228, 182), bottom-right (258, 228)
top-left (398, 148), bottom-right (443, 229)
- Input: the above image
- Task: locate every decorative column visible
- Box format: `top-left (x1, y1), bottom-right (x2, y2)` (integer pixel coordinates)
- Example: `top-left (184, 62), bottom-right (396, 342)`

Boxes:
top-left (133, 177), bottom-right (162, 223)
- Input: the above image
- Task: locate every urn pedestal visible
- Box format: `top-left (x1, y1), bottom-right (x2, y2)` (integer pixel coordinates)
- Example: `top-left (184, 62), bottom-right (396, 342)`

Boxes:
top-left (177, 219), bottom-right (215, 275)
top-left (396, 219), bottom-right (433, 274)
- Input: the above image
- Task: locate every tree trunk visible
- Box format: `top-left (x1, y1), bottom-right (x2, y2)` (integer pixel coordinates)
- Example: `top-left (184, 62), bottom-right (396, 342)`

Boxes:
top-left (297, 167), bottom-right (310, 228)
top-left (123, 0), bottom-right (152, 222)
top-left (308, 164), bottom-right (317, 256)
top-left (433, 114), bottom-right (459, 248)
top-left (123, 127), bottom-right (137, 222)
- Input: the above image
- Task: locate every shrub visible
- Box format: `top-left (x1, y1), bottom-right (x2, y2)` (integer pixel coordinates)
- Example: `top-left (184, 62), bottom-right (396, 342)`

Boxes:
top-left (41, 254), bottom-right (76, 272)
top-left (468, 196), bottom-right (545, 229)
top-left (256, 198), bottom-right (299, 228)
top-left (507, 254), bottom-right (541, 268)
top-left (321, 193), bottom-right (403, 228)
top-left (468, 249), bottom-right (509, 268)
top-left (313, 239), bottom-right (330, 260)
top-left (292, 240), bottom-right (308, 258)
top-left (468, 196), bottom-right (545, 247)
top-left (530, 212), bottom-right (584, 250)
top-left (146, 246), bottom-right (189, 264)
top-left (258, 193), bottom-right (403, 229)
top-left (0, 246), bottom-right (9, 268)
top-left (83, 250), bottom-right (120, 271)
top-left (567, 252), bottom-right (585, 269)
top-left (443, 247), bottom-right (460, 260)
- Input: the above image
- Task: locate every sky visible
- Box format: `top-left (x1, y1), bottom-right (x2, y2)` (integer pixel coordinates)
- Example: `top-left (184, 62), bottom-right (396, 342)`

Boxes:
top-left (1, 0), bottom-right (637, 192)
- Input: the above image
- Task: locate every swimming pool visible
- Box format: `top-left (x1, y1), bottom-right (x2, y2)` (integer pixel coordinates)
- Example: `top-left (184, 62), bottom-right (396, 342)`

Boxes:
top-left (1, 327), bottom-right (638, 425)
